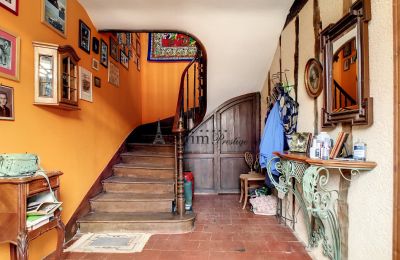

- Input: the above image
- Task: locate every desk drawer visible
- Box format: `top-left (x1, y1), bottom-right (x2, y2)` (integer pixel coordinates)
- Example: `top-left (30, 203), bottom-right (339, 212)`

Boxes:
top-left (28, 177), bottom-right (59, 195)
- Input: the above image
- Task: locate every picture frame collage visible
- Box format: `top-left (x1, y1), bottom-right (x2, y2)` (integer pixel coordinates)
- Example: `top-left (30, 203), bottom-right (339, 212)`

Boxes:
top-left (0, 0), bottom-right (144, 119)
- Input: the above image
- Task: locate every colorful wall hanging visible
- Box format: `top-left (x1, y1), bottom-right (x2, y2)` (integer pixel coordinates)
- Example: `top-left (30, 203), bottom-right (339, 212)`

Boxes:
top-left (148, 33), bottom-right (197, 62)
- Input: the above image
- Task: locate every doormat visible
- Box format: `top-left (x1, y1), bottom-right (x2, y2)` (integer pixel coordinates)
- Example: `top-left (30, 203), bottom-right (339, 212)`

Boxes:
top-left (65, 233), bottom-right (151, 253)
top-left (148, 33), bottom-right (197, 62)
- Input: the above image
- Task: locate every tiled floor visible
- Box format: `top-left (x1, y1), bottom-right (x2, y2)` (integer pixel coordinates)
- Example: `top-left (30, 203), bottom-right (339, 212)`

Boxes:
top-left (60, 195), bottom-right (311, 260)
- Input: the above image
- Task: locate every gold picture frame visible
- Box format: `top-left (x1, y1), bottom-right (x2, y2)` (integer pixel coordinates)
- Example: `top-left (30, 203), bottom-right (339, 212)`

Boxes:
top-left (41, 0), bottom-right (67, 38)
top-left (0, 27), bottom-right (20, 81)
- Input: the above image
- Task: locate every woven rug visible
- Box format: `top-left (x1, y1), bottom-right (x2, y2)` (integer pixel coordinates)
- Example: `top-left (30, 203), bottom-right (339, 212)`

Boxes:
top-left (65, 233), bottom-right (151, 253)
top-left (148, 33), bottom-right (197, 61)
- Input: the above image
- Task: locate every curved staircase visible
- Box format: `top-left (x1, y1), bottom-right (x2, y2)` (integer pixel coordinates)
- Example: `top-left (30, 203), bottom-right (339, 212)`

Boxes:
top-left (78, 143), bottom-right (195, 234)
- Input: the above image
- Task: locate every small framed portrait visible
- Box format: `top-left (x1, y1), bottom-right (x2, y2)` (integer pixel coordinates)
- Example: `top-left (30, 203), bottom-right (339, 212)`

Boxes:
top-left (120, 50), bottom-right (129, 70)
top-left (79, 20), bottom-right (91, 54)
top-left (92, 58), bottom-right (99, 71)
top-left (350, 54), bottom-right (357, 64)
top-left (343, 41), bottom-right (352, 58)
top-left (79, 66), bottom-right (92, 102)
top-left (343, 58), bottom-right (350, 71)
top-left (0, 0), bottom-right (18, 15)
top-left (94, 76), bottom-right (101, 88)
top-left (100, 39), bottom-right (108, 68)
top-left (109, 36), bottom-right (119, 62)
top-left (108, 61), bottom-right (119, 87)
top-left (136, 39), bottom-right (141, 57)
top-left (41, 0), bottom-right (66, 37)
top-left (92, 37), bottom-right (99, 54)
top-left (0, 28), bottom-right (20, 81)
top-left (0, 84), bottom-right (14, 120)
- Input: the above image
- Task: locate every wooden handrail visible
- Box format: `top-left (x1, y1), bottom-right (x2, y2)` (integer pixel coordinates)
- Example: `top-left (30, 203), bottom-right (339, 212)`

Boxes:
top-left (172, 42), bottom-right (206, 216)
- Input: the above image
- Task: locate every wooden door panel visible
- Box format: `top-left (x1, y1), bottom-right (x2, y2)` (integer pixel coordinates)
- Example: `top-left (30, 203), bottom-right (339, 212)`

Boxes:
top-left (184, 93), bottom-right (260, 193)
top-left (183, 158), bottom-right (214, 193)
top-left (220, 157), bottom-right (249, 191)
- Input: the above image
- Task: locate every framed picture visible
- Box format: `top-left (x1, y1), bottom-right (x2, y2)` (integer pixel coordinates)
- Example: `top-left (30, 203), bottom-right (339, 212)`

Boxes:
top-left (91, 58), bottom-right (99, 71)
top-left (136, 39), bottom-right (141, 57)
top-left (0, 84), bottom-right (14, 120)
top-left (79, 66), bottom-right (92, 102)
top-left (41, 0), bottom-right (66, 37)
top-left (0, 28), bottom-right (20, 81)
top-left (120, 50), bottom-right (129, 70)
top-left (350, 54), bottom-right (357, 64)
top-left (109, 36), bottom-right (119, 62)
top-left (108, 61), bottom-right (119, 87)
top-left (343, 58), bottom-right (350, 71)
top-left (79, 20), bottom-right (90, 54)
top-left (343, 41), bottom-right (352, 58)
top-left (94, 76), bottom-right (101, 88)
top-left (100, 39), bottom-right (108, 68)
top-left (0, 0), bottom-right (18, 15)
top-left (92, 37), bottom-right (99, 54)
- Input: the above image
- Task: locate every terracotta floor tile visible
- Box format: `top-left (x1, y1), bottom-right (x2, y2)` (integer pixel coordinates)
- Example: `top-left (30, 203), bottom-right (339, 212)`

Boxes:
top-left (60, 195), bottom-right (311, 260)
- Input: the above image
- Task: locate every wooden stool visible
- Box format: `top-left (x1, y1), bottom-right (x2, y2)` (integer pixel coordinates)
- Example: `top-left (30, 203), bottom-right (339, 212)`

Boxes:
top-left (239, 172), bottom-right (265, 209)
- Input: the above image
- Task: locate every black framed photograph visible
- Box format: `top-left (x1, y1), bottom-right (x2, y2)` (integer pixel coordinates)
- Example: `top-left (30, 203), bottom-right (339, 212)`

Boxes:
top-left (100, 39), bottom-right (108, 68)
top-left (343, 41), bottom-right (352, 58)
top-left (94, 76), bottom-right (101, 88)
top-left (79, 20), bottom-right (90, 54)
top-left (109, 36), bottom-right (119, 62)
top-left (92, 37), bottom-right (99, 54)
top-left (0, 0), bottom-right (18, 15)
top-left (0, 84), bottom-right (14, 120)
top-left (41, 0), bottom-right (66, 37)
top-left (120, 50), bottom-right (129, 70)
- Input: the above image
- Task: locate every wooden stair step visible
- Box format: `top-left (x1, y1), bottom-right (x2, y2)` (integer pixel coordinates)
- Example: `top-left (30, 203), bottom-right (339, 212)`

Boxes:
top-left (90, 192), bottom-right (174, 213)
top-left (113, 163), bottom-right (174, 178)
top-left (127, 143), bottom-right (174, 153)
top-left (122, 151), bottom-right (174, 157)
top-left (102, 176), bottom-right (174, 194)
top-left (78, 212), bottom-right (195, 234)
top-left (120, 152), bottom-right (174, 166)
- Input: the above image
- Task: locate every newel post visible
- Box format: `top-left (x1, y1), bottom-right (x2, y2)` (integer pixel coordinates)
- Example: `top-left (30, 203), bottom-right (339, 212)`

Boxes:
top-left (176, 116), bottom-right (186, 216)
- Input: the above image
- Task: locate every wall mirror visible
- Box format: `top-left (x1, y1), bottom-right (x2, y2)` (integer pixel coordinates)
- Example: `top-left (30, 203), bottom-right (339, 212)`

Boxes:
top-left (321, 0), bottom-right (372, 127)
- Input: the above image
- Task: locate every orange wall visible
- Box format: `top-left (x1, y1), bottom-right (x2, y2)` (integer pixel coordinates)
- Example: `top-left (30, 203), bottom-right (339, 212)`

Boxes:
top-left (140, 33), bottom-right (189, 123)
top-left (0, 1), bottom-right (141, 259)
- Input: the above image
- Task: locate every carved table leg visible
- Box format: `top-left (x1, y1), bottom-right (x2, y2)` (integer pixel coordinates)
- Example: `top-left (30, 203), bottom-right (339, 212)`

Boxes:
top-left (54, 217), bottom-right (65, 259)
top-left (242, 178), bottom-right (248, 209)
top-left (16, 231), bottom-right (28, 260)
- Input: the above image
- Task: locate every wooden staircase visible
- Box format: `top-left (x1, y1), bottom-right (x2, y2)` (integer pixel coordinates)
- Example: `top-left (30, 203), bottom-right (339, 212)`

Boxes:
top-left (77, 143), bottom-right (195, 234)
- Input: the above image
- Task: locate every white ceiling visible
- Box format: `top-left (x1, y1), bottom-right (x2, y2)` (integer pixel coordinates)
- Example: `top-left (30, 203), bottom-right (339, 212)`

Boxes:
top-left (79, 0), bottom-right (293, 114)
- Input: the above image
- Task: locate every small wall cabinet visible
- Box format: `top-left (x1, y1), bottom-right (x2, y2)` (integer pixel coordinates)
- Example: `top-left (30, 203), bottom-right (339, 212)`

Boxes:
top-left (33, 42), bottom-right (80, 110)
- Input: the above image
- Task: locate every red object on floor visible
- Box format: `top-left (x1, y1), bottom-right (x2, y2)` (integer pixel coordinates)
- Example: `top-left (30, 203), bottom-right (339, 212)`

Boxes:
top-left (184, 171), bottom-right (194, 199)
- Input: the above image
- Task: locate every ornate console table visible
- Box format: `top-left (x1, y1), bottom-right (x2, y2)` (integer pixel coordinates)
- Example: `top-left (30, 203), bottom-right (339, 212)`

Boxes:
top-left (267, 152), bottom-right (376, 260)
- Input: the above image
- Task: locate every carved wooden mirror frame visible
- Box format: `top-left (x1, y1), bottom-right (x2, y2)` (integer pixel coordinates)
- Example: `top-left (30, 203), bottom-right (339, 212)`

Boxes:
top-left (321, 0), bottom-right (372, 127)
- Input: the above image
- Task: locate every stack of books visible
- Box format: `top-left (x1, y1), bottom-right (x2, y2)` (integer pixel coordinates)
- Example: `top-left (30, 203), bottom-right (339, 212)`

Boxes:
top-left (26, 192), bottom-right (62, 231)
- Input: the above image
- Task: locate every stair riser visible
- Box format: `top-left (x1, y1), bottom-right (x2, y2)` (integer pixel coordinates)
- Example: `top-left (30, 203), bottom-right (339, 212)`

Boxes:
top-left (128, 145), bottom-right (174, 154)
top-left (113, 167), bottom-right (174, 179)
top-left (90, 201), bottom-right (172, 213)
top-left (79, 221), bottom-right (194, 234)
top-left (103, 182), bottom-right (174, 194)
top-left (121, 155), bottom-right (175, 167)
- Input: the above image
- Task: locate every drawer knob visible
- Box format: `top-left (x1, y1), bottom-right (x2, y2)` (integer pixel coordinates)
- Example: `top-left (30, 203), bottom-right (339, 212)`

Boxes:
top-left (42, 182), bottom-right (48, 187)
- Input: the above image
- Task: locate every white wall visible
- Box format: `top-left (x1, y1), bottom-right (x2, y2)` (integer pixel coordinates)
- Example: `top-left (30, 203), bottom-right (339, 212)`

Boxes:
top-left (78, 0), bottom-right (293, 114)
top-left (262, 0), bottom-right (394, 259)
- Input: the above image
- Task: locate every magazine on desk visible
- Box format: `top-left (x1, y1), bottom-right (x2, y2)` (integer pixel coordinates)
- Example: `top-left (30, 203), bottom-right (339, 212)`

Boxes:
top-left (27, 191), bottom-right (62, 216)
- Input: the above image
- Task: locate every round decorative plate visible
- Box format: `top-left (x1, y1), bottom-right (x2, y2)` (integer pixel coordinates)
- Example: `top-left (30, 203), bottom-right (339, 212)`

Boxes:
top-left (304, 58), bottom-right (323, 98)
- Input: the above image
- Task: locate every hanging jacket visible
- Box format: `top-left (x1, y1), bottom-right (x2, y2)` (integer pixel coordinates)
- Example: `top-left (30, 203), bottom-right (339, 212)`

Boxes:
top-left (259, 102), bottom-right (285, 175)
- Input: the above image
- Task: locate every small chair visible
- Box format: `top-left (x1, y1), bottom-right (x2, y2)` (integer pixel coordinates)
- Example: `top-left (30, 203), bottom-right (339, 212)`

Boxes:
top-left (239, 173), bottom-right (265, 209)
